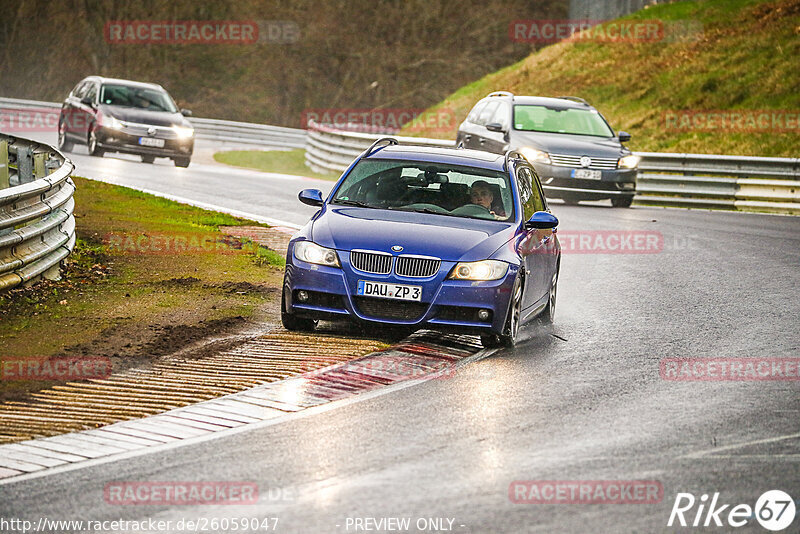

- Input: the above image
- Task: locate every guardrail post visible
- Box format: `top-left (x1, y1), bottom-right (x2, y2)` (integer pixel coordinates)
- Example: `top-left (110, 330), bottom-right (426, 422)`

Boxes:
top-left (0, 140), bottom-right (8, 189)
top-left (16, 145), bottom-right (33, 184)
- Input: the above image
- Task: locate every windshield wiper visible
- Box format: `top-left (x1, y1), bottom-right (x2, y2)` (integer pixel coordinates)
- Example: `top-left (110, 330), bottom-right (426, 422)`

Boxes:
top-left (332, 199), bottom-right (375, 209)
top-left (388, 206), bottom-right (451, 216)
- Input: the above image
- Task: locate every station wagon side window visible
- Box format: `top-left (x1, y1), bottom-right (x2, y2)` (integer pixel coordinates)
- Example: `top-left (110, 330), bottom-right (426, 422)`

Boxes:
top-left (72, 82), bottom-right (88, 98)
top-left (84, 83), bottom-right (98, 103)
top-left (467, 101), bottom-right (487, 124)
top-left (475, 101), bottom-right (499, 126)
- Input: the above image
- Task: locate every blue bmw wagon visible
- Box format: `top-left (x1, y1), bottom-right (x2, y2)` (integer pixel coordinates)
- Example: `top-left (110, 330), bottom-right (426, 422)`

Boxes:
top-left (282, 139), bottom-right (561, 348)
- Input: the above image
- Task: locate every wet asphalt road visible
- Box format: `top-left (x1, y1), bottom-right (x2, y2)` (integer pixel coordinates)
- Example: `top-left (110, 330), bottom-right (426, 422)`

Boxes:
top-left (1, 141), bottom-right (799, 533)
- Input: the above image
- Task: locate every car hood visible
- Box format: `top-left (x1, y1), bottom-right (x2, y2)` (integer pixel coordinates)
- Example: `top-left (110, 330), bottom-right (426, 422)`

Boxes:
top-left (99, 105), bottom-right (189, 128)
top-left (513, 131), bottom-right (629, 157)
top-left (311, 207), bottom-right (517, 262)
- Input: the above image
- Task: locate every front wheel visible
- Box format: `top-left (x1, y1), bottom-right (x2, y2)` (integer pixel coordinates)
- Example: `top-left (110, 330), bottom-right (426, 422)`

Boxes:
top-left (141, 155), bottom-right (155, 164)
top-left (173, 157), bottom-right (191, 168)
top-left (87, 128), bottom-right (104, 157)
top-left (481, 274), bottom-right (523, 349)
top-left (611, 195), bottom-right (634, 208)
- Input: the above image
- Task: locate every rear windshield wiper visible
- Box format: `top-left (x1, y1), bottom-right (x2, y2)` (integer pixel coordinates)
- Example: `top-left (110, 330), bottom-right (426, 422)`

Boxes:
top-left (332, 199), bottom-right (375, 208)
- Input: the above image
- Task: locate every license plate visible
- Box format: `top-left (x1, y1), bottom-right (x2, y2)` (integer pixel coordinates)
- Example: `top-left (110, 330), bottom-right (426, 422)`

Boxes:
top-left (571, 169), bottom-right (602, 180)
top-left (357, 280), bottom-right (422, 301)
top-left (139, 137), bottom-right (165, 148)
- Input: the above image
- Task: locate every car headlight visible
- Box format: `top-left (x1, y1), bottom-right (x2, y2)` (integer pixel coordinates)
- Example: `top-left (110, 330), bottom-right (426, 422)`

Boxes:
top-left (518, 147), bottom-right (551, 165)
top-left (173, 126), bottom-right (194, 138)
top-left (294, 241), bottom-right (340, 267)
top-left (448, 260), bottom-right (509, 281)
top-left (103, 115), bottom-right (123, 130)
top-left (618, 155), bottom-right (640, 169)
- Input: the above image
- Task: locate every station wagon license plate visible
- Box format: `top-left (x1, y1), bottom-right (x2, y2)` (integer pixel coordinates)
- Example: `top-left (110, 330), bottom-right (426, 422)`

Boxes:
top-left (357, 280), bottom-right (422, 301)
top-left (138, 137), bottom-right (165, 148)
top-left (571, 168), bottom-right (602, 180)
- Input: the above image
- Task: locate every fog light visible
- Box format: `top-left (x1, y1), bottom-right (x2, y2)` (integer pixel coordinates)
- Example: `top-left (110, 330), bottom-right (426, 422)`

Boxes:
top-left (477, 309), bottom-right (491, 321)
top-left (297, 290), bottom-right (309, 303)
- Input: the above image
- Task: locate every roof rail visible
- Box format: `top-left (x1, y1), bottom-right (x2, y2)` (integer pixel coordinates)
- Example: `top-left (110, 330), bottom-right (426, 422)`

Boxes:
top-left (365, 137), bottom-right (398, 157)
top-left (556, 96), bottom-right (590, 106)
top-left (504, 149), bottom-right (524, 172)
top-left (487, 91), bottom-right (514, 98)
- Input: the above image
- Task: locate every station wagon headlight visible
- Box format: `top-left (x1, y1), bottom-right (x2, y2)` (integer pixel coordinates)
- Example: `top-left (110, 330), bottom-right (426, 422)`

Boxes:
top-left (294, 241), bottom-right (340, 267)
top-left (449, 260), bottom-right (508, 281)
top-left (172, 126), bottom-right (194, 138)
top-left (618, 155), bottom-right (640, 169)
top-left (518, 147), bottom-right (551, 165)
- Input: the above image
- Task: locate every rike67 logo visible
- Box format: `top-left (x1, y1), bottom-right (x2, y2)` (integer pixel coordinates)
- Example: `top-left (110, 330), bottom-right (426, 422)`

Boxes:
top-left (668, 490), bottom-right (796, 531)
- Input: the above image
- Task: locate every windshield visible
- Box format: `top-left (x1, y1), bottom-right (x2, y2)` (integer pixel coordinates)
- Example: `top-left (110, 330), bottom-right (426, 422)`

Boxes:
top-left (513, 104), bottom-right (614, 137)
top-left (99, 84), bottom-right (178, 112)
top-left (331, 159), bottom-right (514, 222)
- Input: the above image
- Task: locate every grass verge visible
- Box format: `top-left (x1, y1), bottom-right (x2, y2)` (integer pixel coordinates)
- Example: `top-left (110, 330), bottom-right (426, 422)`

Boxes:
top-left (0, 177), bottom-right (285, 401)
top-left (214, 149), bottom-right (340, 181)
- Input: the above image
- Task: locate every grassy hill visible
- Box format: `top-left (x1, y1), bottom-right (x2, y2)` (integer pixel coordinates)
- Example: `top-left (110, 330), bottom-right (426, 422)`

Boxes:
top-left (404, 0), bottom-right (800, 157)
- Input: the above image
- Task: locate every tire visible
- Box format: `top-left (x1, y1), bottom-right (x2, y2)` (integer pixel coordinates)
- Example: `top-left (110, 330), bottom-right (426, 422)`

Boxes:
top-left (561, 196), bottom-right (580, 206)
top-left (173, 157), bottom-right (191, 168)
top-left (87, 127), bottom-right (104, 157)
top-left (611, 195), bottom-right (634, 208)
top-left (280, 286), bottom-right (317, 332)
top-left (481, 274), bottom-right (523, 349)
top-left (141, 155), bottom-right (155, 164)
top-left (57, 122), bottom-right (74, 152)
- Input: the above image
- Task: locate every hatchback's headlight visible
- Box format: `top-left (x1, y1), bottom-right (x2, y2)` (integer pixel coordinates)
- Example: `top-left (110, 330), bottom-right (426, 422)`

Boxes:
top-left (449, 260), bottom-right (508, 281)
top-left (294, 241), bottom-right (340, 267)
top-left (173, 126), bottom-right (195, 138)
top-left (618, 155), bottom-right (640, 169)
top-left (518, 147), bottom-right (551, 165)
top-left (103, 115), bottom-right (123, 130)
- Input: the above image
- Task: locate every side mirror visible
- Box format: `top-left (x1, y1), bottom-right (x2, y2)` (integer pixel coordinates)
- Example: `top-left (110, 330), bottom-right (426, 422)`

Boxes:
top-left (618, 131), bottom-right (631, 143)
top-left (298, 189), bottom-right (324, 207)
top-left (524, 211), bottom-right (559, 230)
top-left (486, 122), bottom-right (506, 133)
top-left (80, 96), bottom-right (94, 107)
top-left (181, 109), bottom-right (192, 117)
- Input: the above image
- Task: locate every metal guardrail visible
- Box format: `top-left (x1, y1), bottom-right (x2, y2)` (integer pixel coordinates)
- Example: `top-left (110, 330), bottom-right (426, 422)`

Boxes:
top-left (0, 98), bottom-right (306, 149)
top-left (0, 133), bottom-right (76, 291)
top-left (305, 121), bottom-right (800, 215)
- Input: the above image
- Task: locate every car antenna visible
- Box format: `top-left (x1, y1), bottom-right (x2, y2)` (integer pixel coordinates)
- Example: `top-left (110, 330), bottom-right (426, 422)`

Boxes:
top-left (365, 137), bottom-right (398, 157)
top-left (556, 96), bottom-right (590, 106)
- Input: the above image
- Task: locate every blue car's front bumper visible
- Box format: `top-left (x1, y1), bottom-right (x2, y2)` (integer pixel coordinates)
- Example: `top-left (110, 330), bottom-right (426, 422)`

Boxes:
top-left (283, 247), bottom-right (519, 335)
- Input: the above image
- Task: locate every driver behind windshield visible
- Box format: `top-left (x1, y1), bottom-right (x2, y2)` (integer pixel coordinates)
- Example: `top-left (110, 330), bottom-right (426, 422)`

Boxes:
top-left (469, 180), bottom-right (505, 218)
